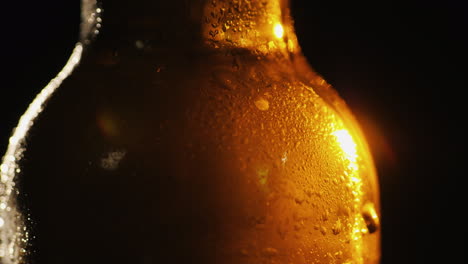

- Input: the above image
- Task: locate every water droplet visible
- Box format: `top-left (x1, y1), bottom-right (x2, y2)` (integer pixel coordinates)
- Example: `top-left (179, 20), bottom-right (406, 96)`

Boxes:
top-left (320, 210), bottom-right (329, 221)
top-left (135, 40), bottom-right (145, 49)
top-left (319, 226), bottom-right (327, 235)
top-left (294, 197), bottom-right (304, 205)
top-left (293, 223), bottom-right (300, 231)
top-left (212, 70), bottom-right (236, 90)
top-left (156, 65), bottom-right (166, 73)
top-left (277, 225), bottom-right (287, 240)
top-left (332, 219), bottom-right (342, 235)
top-left (0, 217), bottom-right (4, 228)
top-left (255, 97), bottom-right (269, 111)
top-left (101, 150), bottom-right (126, 170)
top-left (281, 152), bottom-right (287, 164)
top-left (0, 164), bottom-right (8, 173)
top-left (232, 56), bottom-right (240, 70)
top-left (362, 202), bottom-right (380, 234)
top-left (337, 205), bottom-right (351, 217)
top-left (262, 247), bottom-right (278, 256)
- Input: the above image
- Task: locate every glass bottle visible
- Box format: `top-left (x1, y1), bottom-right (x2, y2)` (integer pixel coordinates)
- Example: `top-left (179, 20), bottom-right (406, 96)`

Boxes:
top-left (0, 0), bottom-right (380, 263)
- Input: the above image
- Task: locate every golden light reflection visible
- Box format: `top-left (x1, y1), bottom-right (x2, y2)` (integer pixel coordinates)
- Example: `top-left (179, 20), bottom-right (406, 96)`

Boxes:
top-left (273, 23), bottom-right (284, 39)
top-left (332, 128), bottom-right (365, 263)
top-left (0, 43), bottom-right (83, 264)
top-left (332, 129), bottom-right (358, 165)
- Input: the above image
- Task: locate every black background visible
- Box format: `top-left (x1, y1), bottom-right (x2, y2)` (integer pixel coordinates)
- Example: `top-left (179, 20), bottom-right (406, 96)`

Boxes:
top-left (1, 1), bottom-right (465, 263)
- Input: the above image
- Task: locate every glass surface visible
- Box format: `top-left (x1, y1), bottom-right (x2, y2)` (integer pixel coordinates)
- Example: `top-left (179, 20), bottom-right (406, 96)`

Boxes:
top-left (0, 0), bottom-right (380, 263)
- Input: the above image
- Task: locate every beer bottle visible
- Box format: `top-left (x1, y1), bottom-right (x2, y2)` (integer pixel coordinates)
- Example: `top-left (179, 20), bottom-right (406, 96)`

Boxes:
top-left (0, 0), bottom-right (381, 263)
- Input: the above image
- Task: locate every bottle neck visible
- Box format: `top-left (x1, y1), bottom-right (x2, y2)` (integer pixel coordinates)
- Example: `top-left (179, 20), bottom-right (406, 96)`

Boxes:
top-left (80, 0), bottom-right (300, 55)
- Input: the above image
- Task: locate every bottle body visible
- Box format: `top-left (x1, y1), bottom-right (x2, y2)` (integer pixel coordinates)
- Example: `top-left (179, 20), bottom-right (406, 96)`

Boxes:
top-left (1, 1), bottom-right (380, 263)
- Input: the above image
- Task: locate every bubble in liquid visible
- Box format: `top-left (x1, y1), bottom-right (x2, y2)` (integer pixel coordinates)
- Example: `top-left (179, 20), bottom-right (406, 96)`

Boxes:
top-left (361, 202), bottom-right (380, 234)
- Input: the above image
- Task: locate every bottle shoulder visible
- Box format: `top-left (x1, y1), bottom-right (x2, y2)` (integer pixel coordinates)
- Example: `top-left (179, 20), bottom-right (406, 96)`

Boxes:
top-left (31, 43), bottom-right (366, 156)
top-left (53, 43), bottom-right (348, 112)
top-left (39, 47), bottom-right (343, 130)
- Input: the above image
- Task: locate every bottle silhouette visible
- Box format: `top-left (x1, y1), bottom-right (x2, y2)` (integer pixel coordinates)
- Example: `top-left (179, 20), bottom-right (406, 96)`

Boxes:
top-left (0, 0), bottom-right (380, 263)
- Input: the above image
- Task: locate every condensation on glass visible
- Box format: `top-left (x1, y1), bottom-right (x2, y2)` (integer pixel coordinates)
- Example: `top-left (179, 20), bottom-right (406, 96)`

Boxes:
top-left (0, 0), bottom-right (380, 263)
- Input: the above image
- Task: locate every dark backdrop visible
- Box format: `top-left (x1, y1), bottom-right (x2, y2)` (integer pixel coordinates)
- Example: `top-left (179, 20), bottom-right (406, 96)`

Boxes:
top-left (1, 1), bottom-right (465, 263)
